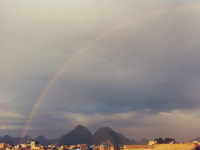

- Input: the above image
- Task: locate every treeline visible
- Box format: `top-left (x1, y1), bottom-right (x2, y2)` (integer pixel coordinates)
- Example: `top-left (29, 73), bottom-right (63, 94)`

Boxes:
top-left (154, 138), bottom-right (175, 144)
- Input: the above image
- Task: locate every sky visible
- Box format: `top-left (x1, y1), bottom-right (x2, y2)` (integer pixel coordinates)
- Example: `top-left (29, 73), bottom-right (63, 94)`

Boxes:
top-left (1, 0), bottom-right (200, 143)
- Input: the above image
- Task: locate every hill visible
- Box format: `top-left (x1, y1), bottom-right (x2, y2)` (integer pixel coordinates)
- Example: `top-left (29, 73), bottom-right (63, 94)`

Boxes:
top-left (117, 133), bottom-right (132, 145)
top-left (0, 138), bottom-right (14, 145)
top-left (59, 125), bottom-right (93, 146)
top-left (137, 138), bottom-right (149, 145)
top-left (0, 134), bottom-right (64, 145)
top-left (92, 127), bottom-right (128, 145)
top-left (1, 135), bottom-right (21, 145)
top-left (34, 135), bottom-right (60, 146)
top-left (130, 139), bottom-right (139, 145)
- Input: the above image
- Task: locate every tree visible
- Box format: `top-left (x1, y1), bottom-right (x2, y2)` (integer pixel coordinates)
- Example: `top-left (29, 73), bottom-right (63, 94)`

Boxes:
top-left (154, 138), bottom-right (163, 144)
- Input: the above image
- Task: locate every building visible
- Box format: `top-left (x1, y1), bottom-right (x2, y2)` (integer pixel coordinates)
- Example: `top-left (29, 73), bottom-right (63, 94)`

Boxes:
top-left (124, 143), bottom-right (197, 150)
top-left (31, 142), bottom-right (40, 150)
top-left (0, 143), bottom-right (6, 149)
top-left (148, 141), bottom-right (157, 146)
top-left (69, 145), bottom-right (76, 150)
top-left (100, 144), bottom-right (111, 150)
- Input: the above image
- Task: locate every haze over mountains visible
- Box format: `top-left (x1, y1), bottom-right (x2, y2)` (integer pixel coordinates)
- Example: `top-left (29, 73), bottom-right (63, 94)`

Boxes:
top-left (0, 125), bottom-right (198, 146)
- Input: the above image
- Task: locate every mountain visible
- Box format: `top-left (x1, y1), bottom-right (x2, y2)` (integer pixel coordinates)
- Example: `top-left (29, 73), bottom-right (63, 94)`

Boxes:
top-left (60, 125), bottom-right (139, 146)
top-left (1, 125), bottom-right (146, 146)
top-left (1, 135), bottom-right (21, 145)
top-left (92, 127), bottom-right (127, 145)
top-left (0, 135), bottom-right (64, 145)
top-left (137, 138), bottom-right (149, 145)
top-left (130, 139), bottom-right (138, 145)
top-left (34, 135), bottom-right (65, 145)
top-left (57, 135), bottom-right (65, 142)
top-left (117, 133), bottom-right (132, 145)
top-left (59, 125), bottom-right (93, 146)
top-left (0, 138), bottom-right (14, 145)
top-left (34, 135), bottom-right (55, 146)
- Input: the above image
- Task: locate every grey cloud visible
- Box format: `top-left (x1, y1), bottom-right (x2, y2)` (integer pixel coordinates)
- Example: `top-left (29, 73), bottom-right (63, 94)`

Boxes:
top-left (48, 76), bottom-right (199, 115)
top-left (39, 7), bottom-right (200, 116)
top-left (1, 0), bottom-right (200, 141)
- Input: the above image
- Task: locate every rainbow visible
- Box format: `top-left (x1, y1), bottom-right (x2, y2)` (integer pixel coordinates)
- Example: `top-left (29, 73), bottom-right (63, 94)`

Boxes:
top-left (19, 3), bottom-right (200, 143)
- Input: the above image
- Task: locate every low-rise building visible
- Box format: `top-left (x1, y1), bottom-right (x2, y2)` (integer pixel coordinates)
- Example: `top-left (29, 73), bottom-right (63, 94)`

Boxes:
top-left (148, 141), bottom-right (157, 145)
top-left (6, 147), bottom-right (12, 150)
top-left (31, 142), bottom-right (40, 150)
top-left (69, 145), bottom-right (75, 150)
top-left (100, 144), bottom-right (111, 150)
top-left (0, 143), bottom-right (6, 149)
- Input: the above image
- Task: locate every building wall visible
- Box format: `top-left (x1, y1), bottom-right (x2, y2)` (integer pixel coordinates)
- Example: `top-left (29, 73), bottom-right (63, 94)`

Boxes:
top-left (0, 143), bottom-right (6, 149)
top-left (31, 142), bottom-right (40, 150)
top-left (100, 145), bottom-right (111, 150)
top-left (124, 145), bottom-right (154, 150)
top-left (124, 143), bottom-right (196, 150)
top-left (110, 146), bottom-right (114, 150)
top-left (148, 141), bottom-right (157, 146)
top-left (15, 145), bottom-right (21, 149)
top-left (154, 143), bottom-right (196, 150)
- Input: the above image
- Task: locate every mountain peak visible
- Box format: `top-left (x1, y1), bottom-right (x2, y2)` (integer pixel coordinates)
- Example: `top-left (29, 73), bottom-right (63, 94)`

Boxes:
top-left (3, 135), bottom-right (12, 138)
top-left (75, 125), bottom-right (86, 129)
top-left (93, 126), bottom-right (124, 145)
top-left (137, 138), bottom-right (149, 145)
top-left (35, 135), bottom-right (46, 140)
top-left (76, 125), bottom-right (84, 127)
top-left (23, 135), bottom-right (31, 138)
top-left (95, 126), bottom-right (113, 134)
top-left (59, 125), bottom-right (93, 146)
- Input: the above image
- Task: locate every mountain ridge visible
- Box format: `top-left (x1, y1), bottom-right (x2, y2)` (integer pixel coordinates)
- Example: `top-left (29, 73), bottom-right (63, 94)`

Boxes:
top-left (0, 134), bottom-right (63, 145)
top-left (3, 125), bottom-right (193, 146)
top-left (1, 126), bottom-right (136, 145)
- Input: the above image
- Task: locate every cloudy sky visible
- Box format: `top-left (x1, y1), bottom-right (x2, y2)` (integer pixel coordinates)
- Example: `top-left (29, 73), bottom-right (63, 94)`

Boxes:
top-left (1, 0), bottom-right (200, 142)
